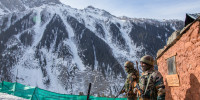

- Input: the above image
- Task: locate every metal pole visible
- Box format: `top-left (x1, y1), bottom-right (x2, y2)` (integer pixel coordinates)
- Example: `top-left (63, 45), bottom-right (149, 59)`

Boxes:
top-left (1, 78), bottom-right (4, 88)
top-left (13, 69), bottom-right (18, 95)
top-left (87, 83), bottom-right (92, 100)
top-left (16, 69), bottom-right (18, 83)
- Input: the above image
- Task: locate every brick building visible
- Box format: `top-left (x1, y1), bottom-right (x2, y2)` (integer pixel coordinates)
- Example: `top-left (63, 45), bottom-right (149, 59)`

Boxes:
top-left (156, 14), bottom-right (200, 100)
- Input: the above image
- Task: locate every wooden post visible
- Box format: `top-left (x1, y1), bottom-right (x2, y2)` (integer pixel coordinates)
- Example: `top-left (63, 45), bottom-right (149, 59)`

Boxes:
top-left (87, 83), bottom-right (92, 100)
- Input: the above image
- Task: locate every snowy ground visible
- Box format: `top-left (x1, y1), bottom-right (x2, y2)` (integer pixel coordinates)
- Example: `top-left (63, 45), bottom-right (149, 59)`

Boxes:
top-left (0, 93), bottom-right (27, 100)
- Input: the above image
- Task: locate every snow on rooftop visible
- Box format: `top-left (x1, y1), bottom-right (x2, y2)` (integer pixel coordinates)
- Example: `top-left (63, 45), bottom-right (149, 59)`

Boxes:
top-left (0, 93), bottom-right (27, 100)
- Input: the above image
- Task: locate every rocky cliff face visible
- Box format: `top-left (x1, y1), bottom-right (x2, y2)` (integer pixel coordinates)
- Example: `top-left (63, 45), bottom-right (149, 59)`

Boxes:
top-left (0, 1), bottom-right (184, 96)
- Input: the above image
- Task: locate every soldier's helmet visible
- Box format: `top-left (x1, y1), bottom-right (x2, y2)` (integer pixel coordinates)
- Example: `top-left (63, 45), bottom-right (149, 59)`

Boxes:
top-left (140, 55), bottom-right (154, 66)
top-left (124, 61), bottom-right (134, 69)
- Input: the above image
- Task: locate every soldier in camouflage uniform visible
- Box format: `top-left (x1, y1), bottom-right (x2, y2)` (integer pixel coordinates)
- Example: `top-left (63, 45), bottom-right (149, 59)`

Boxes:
top-left (134, 55), bottom-right (165, 100)
top-left (120, 61), bottom-right (139, 100)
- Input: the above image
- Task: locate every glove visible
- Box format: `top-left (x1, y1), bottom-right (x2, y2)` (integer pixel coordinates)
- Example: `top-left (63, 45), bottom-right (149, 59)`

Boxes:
top-left (133, 88), bottom-right (142, 96)
top-left (120, 90), bottom-right (125, 94)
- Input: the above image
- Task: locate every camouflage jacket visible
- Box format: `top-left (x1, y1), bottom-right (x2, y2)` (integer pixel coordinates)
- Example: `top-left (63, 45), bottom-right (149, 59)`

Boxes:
top-left (138, 68), bottom-right (165, 100)
top-left (122, 69), bottom-right (139, 98)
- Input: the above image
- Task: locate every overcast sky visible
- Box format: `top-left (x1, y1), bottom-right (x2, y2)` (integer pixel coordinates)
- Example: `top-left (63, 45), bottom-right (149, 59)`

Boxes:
top-left (59, 0), bottom-right (200, 20)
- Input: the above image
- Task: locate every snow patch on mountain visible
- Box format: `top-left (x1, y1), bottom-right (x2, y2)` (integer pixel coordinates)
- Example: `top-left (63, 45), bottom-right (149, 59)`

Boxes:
top-left (0, 2), bottom-right (184, 97)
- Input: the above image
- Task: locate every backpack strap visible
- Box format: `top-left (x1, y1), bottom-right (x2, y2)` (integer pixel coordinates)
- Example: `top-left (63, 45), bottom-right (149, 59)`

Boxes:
top-left (144, 73), bottom-right (152, 95)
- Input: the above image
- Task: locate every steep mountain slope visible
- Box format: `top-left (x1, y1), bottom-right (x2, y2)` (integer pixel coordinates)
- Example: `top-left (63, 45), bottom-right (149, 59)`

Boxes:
top-left (0, 1), bottom-right (184, 96)
top-left (0, 0), bottom-right (60, 14)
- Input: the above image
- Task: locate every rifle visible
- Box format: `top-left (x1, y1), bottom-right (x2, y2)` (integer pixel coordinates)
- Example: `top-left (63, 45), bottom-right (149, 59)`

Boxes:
top-left (114, 85), bottom-right (125, 99)
top-left (136, 61), bottom-right (139, 74)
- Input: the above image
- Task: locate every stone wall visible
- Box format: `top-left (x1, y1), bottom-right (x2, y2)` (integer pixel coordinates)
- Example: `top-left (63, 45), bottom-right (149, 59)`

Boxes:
top-left (167, 30), bottom-right (180, 45)
top-left (157, 20), bottom-right (200, 100)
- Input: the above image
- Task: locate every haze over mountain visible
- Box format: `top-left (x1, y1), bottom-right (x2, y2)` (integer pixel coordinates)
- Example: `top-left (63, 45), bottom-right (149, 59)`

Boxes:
top-left (0, 0), bottom-right (184, 96)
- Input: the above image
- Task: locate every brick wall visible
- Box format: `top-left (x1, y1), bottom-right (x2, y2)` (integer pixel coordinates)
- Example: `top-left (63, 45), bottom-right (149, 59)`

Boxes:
top-left (157, 21), bottom-right (200, 100)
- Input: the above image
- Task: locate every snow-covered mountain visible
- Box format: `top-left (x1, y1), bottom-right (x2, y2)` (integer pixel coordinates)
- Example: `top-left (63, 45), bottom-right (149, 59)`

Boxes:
top-left (0, 0), bottom-right (184, 97)
top-left (0, 0), bottom-right (61, 14)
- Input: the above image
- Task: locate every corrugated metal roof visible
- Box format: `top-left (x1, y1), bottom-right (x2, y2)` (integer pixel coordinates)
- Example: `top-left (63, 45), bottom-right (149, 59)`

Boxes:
top-left (187, 13), bottom-right (200, 20)
top-left (185, 13), bottom-right (200, 26)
